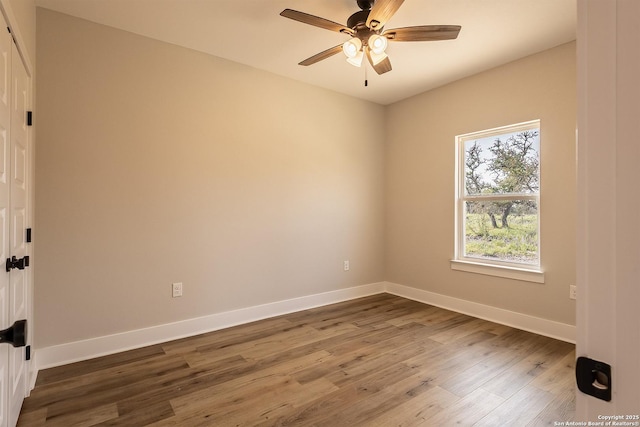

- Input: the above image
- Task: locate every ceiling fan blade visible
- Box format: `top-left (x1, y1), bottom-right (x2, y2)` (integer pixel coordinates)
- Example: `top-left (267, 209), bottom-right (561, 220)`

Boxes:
top-left (365, 47), bottom-right (392, 75)
top-left (281, 9), bottom-right (354, 35)
top-left (299, 45), bottom-right (344, 66)
top-left (383, 25), bottom-right (461, 41)
top-left (366, 0), bottom-right (405, 30)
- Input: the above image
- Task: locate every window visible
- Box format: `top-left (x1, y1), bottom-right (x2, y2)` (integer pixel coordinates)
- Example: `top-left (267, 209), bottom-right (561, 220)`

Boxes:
top-left (452, 120), bottom-right (543, 282)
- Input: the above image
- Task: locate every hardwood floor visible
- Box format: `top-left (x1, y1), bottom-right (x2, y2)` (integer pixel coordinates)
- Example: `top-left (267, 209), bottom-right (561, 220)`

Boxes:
top-left (18, 294), bottom-right (575, 426)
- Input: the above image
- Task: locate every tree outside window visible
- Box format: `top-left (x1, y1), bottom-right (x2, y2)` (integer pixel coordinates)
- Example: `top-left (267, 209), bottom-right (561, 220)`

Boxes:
top-left (455, 121), bottom-right (540, 268)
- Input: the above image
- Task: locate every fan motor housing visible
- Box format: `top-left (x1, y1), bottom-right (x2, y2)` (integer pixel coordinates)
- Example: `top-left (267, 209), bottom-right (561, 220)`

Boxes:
top-left (347, 10), bottom-right (371, 30)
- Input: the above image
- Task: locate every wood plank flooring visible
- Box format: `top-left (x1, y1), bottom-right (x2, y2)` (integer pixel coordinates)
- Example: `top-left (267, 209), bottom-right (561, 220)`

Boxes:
top-left (18, 294), bottom-right (576, 426)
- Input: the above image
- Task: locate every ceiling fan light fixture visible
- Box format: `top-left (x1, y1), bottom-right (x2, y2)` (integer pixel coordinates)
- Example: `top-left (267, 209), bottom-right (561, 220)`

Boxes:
top-left (368, 49), bottom-right (388, 66)
top-left (343, 37), bottom-right (364, 67)
top-left (347, 50), bottom-right (364, 67)
top-left (368, 34), bottom-right (388, 55)
top-left (280, 0), bottom-right (462, 76)
top-left (342, 37), bottom-right (362, 58)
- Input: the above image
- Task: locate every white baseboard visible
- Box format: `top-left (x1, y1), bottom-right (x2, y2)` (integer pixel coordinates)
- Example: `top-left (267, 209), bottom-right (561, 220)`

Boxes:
top-left (384, 281), bottom-right (576, 343)
top-left (36, 282), bottom-right (386, 370)
top-left (35, 280), bottom-right (576, 374)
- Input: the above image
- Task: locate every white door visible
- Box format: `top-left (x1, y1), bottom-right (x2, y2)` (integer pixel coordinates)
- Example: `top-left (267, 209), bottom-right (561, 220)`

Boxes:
top-left (7, 37), bottom-right (29, 427)
top-left (0, 12), bottom-right (12, 427)
top-left (0, 12), bottom-right (31, 426)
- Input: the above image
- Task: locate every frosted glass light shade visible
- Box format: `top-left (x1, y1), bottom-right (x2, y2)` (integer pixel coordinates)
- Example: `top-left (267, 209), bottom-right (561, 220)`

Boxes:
top-left (369, 49), bottom-right (388, 65)
top-left (347, 51), bottom-right (364, 67)
top-left (342, 38), bottom-right (362, 58)
top-left (368, 34), bottom-right (388, 55)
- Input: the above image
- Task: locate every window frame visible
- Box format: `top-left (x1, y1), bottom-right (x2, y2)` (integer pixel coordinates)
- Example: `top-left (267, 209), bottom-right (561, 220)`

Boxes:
top-left (452, 120), bottom-right (544, 282)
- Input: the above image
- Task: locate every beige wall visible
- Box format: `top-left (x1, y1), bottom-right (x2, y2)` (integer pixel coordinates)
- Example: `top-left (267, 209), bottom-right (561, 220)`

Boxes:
top-left (35, 9), bottom-right (386, 347)
top-left (385, 42), bottom-right (577, 325)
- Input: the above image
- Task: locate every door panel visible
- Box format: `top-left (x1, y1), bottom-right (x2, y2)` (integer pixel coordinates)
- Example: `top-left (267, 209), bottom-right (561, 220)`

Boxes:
top-left (7, 40), bottom-right (29, 427)
top-left (0, 7), bottom-right (32, 425)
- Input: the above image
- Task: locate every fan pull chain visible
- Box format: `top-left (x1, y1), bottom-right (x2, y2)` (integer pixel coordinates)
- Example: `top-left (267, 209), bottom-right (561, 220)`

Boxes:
top-left (364, 64), bottom-right (368, 87)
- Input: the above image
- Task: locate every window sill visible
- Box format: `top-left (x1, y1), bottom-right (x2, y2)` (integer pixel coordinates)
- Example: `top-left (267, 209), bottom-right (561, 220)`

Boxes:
top-left (450, 260), bottom-right (545, 283)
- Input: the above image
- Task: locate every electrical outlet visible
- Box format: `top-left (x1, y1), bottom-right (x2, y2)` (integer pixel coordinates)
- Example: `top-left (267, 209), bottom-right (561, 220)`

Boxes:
top-left (569, 285), bottom-right (576, 300)
top-left (343, 260), bottom-right (350, 271)
top-left (172, 282), bottom-right (183, 298)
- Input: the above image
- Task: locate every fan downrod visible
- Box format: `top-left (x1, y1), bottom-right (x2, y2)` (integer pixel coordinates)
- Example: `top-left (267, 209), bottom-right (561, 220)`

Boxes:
top-left (356, 0), bottom-right (374, 11)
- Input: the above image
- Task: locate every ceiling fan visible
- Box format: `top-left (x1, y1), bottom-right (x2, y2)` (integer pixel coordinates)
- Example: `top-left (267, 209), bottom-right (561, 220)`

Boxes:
top-left (280, 0), bottom-right (461, 75)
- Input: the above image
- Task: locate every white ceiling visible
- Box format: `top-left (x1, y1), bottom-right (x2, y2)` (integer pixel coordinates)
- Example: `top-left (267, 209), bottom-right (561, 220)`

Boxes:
top-left (35, 0), bottom-right (576, 105)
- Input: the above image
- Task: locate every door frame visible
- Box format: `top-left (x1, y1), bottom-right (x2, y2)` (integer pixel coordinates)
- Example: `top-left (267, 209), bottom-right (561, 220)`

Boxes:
top-left (576, 0), bottom-right (640, 418)
top-left (0, 2), bottom-right (33, 80)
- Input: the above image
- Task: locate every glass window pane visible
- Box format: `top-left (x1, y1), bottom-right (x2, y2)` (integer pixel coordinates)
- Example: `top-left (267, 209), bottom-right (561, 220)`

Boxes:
top-left (463, 129), bottom-right (540, 196)
top-left (464, 200), bottom-right (539, 264)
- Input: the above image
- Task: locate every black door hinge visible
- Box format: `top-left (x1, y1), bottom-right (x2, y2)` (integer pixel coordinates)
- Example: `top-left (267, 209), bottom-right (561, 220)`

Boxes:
top-left (26, 228), bottom-right (31, 243)
top-left (25, 345), bottom-right (31, 361)
top-left (27, 111), bottom-right (32, 126)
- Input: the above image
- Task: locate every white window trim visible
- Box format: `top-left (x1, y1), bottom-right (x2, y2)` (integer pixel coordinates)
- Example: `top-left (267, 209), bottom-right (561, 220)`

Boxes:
top-left (452, 120), bottom-right (544, 282)
top-left (450, 259), bottom-right (545, 283)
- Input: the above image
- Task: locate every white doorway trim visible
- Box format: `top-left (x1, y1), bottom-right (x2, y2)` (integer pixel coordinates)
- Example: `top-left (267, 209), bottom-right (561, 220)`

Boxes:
top-left (576, 0), bottom-right (640, 418)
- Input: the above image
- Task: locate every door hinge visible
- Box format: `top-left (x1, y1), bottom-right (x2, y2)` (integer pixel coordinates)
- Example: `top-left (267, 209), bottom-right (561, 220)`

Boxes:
top-left (25, 345), bottom-right (31, 361)
top-left (27, 111), bottom-right (33, 126)
top-left (26, 228), bottom-right (32, 243)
